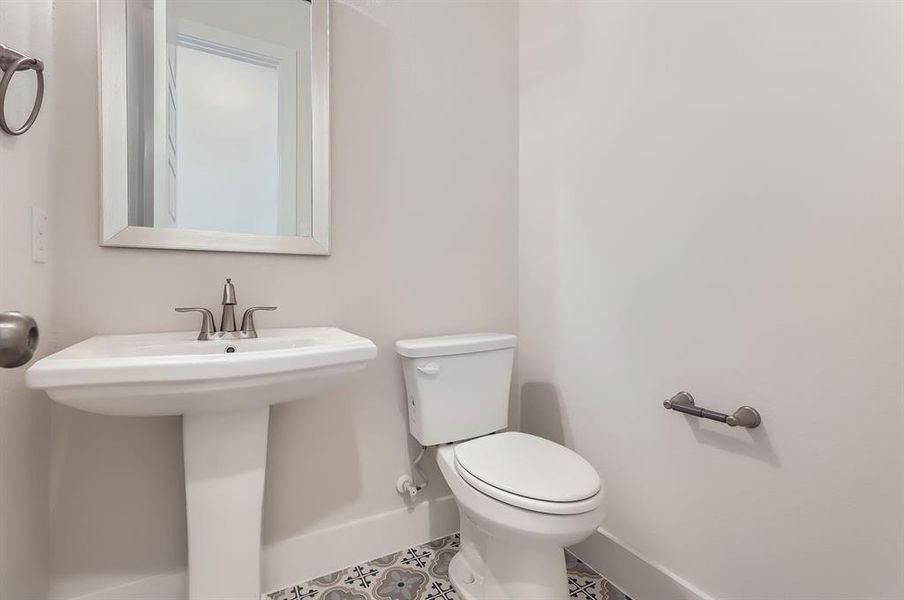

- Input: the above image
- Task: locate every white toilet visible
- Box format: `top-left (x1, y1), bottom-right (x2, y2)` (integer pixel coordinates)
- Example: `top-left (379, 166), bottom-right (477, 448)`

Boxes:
top-left (396, 333), bottom-right (605, 600)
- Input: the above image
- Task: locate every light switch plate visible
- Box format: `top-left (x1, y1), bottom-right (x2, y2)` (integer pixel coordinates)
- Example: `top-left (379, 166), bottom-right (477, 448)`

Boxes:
top-left (31, 206), bottom-right (48, 263)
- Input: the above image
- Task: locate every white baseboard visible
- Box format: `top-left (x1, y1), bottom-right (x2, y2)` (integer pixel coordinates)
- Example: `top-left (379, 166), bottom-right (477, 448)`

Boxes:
top-left (61, 501), bottom-right (716, 600)
top-left (263, 494), bottom-right (459, 594)
top-left (569, 527), bottom-right (715, 600)
top-left (60, 495), bottom-right (459, 600)
top-left (61, 572), bottom-right (187, 600)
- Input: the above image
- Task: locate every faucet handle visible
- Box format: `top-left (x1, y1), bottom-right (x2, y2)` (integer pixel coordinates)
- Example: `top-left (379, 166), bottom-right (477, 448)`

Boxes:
top-left (240, 307), bottom-right (277, 335)
top-left (175, 307), bottom-right (217, 340)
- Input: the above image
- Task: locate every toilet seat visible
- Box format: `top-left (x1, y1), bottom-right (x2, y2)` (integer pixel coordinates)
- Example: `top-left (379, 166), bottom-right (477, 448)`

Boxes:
top-left (453, 432), bottom-right (603, 515)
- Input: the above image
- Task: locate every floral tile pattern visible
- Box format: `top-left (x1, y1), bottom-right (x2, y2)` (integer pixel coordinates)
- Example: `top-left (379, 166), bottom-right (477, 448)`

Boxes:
top-left (268, 533), bottom-right (631, 600)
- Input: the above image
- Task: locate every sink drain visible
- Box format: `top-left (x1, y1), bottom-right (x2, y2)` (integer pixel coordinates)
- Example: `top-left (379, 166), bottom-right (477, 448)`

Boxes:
top-left (225, 346), bottom-right (236, 354)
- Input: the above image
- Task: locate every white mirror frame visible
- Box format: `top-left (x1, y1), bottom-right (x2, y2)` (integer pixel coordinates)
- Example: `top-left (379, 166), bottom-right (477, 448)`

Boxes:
top-left (98, 0), bottom-right (330, 255)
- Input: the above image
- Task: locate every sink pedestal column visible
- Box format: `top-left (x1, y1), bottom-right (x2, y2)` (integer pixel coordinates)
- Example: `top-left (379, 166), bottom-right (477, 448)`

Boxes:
top-left (183, 406), bottom-right (270, 600)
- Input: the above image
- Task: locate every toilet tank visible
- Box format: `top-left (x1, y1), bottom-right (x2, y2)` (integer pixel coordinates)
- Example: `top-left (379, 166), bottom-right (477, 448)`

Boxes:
top-left (396, 333), bottom-right (517, 446)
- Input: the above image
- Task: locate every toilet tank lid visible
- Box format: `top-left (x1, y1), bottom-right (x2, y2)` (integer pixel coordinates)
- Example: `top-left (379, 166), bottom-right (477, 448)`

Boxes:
top-left (396, 333), bottom-right (517, 358)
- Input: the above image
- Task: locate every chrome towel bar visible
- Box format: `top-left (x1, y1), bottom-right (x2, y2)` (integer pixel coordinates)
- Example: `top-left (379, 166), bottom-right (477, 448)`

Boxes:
top-left (0, 43), bottom-right (44, 136)
top-left (663, 391), bottom-right (761, 428)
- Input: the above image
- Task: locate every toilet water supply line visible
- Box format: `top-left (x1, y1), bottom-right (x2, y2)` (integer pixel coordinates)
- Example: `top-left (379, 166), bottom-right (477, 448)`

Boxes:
top-left (396, 446), bottom-right (429, 498)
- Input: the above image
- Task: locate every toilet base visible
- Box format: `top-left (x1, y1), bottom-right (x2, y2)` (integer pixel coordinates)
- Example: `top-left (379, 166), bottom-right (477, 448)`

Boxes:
top-left (449, 552), bottom-right (482, 600)
top-left (448, 545), bottom-right (571, 600)
top-left (448, 512), bottom-right (571, 600)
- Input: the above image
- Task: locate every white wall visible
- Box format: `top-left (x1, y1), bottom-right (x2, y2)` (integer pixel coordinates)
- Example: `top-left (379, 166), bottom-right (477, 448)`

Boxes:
top-left (48, 0), bottom-right (517, 598)
top-left (0, 1), bottom-right (54, 598)
top-left (520, 2), bottom-right (904, 599)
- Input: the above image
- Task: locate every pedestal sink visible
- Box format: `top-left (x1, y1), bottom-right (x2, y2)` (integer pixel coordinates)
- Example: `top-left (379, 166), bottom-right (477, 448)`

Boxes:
top-left (26, 327), bottom-right (377, 600)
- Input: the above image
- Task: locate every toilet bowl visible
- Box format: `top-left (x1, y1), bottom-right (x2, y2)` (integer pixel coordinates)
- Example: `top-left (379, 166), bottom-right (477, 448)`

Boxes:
top-left (436, 434), bottom-right (604, 600)
top-left (396, 333), bottom-right (605, 600)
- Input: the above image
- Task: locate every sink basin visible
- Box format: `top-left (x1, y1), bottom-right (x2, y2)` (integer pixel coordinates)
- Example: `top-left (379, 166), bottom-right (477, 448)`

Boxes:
top-left (27, 326), bottom-right (377, 600)
top-left (26, 327), bottom-right (376, 416)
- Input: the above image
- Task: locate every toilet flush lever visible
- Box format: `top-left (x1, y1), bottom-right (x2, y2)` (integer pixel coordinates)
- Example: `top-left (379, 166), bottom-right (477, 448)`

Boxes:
top-left (417, 362), bottom-right (440, 375)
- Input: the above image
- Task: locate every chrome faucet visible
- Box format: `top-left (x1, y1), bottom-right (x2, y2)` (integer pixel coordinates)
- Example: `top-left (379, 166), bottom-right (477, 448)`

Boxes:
top-left (175, 279), bottom-right (276, 341)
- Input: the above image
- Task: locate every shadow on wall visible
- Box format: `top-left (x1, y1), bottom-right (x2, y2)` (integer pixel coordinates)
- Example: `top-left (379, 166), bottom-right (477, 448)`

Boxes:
top-left (49, 405), bottom-right (188, 594)
top-left (678, 410), bottom-right (781, 468)
top-left (263, 388), bottom-right (364, 542)
top-left (520, 381), bottom-right (568, 446)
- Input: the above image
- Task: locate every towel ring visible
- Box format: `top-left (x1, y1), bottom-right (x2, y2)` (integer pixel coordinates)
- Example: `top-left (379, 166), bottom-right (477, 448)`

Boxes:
top-left (0, 44), bottom-right (44, 136)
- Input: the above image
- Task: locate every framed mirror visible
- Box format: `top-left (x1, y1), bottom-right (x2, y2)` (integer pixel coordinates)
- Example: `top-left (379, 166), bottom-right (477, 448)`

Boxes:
top-left (98, 0), bottom-right (329, 255)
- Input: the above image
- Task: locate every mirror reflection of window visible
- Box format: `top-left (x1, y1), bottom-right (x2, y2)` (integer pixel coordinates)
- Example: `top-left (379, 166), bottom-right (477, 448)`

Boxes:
top-left (125, 0), bottom-right (313, 238)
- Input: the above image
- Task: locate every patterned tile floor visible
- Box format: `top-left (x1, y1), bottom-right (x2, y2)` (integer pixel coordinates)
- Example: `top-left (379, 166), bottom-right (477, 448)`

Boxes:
top-left (268, 533), bottom-right (631, 600)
